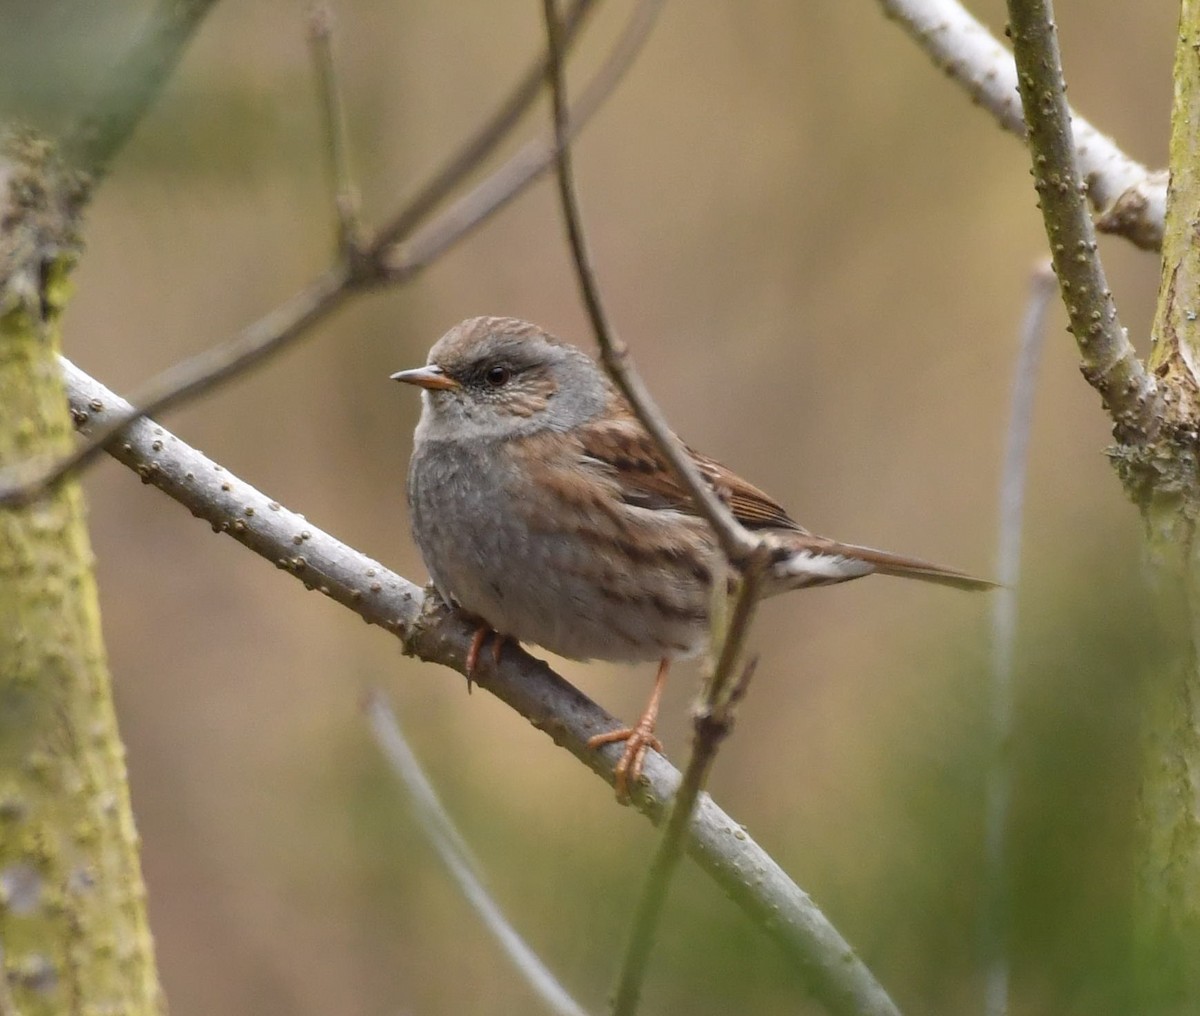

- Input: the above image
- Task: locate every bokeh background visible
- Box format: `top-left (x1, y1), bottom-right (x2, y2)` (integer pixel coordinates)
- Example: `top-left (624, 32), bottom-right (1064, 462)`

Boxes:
top-left (0, 1), bottom-right (1177, 1013)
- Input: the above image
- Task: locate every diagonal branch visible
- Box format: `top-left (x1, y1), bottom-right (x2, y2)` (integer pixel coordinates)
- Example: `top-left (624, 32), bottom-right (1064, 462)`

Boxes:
top-left (1005, 0), bottom-right (1159, 439)
top-left (63, 0), bottom-right (220, 188)
top-left (877, 0), bottom-right (1166, 250)
top-left (381, 0), bottom-right (663, 282)
top-left (59, 355), bottom-right (901, 1016)
top-left (367, 693), bottom-right (592, 1016)
top-left (369, 0), bottom-right (599, 255)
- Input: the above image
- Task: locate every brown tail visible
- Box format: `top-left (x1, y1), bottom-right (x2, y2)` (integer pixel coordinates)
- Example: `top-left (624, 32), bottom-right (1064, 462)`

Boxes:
top-left (855, 547), bottom-right (996, 590)
top-left (780, 534), bottom-right (997, 592)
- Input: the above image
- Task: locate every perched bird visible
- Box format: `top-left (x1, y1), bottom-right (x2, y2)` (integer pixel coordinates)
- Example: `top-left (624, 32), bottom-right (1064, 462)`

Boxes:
top-left (393, 316), bottom-right (992, 799)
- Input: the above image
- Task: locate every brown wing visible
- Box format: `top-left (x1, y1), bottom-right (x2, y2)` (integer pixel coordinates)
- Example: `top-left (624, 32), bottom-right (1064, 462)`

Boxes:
top-left (574, 409), bottom-right (805, 533)
top-left (573, 406), bottom-right (995, 592)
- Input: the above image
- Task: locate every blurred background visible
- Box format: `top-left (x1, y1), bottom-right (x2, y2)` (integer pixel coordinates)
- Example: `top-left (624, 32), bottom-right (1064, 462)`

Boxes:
top-left (0, 1), bottom-right (1176, 1013)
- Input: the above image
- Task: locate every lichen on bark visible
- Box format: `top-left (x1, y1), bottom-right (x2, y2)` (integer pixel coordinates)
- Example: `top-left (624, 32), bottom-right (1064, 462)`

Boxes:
top-left (0, 130), bottom-right (164, 1015)
top-left (1123, 2), bottom-right (1200, 1008)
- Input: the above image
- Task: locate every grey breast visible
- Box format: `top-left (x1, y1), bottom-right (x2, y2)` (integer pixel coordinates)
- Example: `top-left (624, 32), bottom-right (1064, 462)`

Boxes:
top-left (408, 435), bottom-right (709, 664)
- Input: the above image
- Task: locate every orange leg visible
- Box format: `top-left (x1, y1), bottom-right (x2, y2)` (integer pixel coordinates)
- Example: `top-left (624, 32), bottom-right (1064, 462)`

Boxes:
top-left (587, 659), bottom-right (669, 802)
top-left (463, 624), bottom-right (511, 692)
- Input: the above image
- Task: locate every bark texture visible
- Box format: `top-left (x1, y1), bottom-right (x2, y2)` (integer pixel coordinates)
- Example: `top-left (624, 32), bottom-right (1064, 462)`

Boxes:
top-left (1128, 2), bottom-right (1200, 1008)
top-left (0, 131), bottom-right (164, 1015)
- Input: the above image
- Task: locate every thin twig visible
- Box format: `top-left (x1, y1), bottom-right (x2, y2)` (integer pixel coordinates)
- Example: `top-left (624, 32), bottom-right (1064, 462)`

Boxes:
top-left (539, 5), bottom-right (783, 1012)
top-left (610, 573), bottom-right (766, 1016)
top-left (1005, 0), bottom-right (1158, 439)
top-left (366, 692), bottom-right (592, 1016)
top-left (540, 0), bottom-right (758, 568)
top-left (876, 0), bottom-right (1166, 250)
top-left (0, 0), bottom-right (662, 508)
top-left (982, 261), bottom-right (1055, 1016)
top-left (63, 0), bottom-right (220, 188)
top-left (0, 266), bottom-right (354, 507)
top-left (368, 0), bottom-right (598, 256)
top-left (308, 6), bottom-right (364, 260)
top-left (59, 356), bottom-right (901, 1016)
top-left (384, 0), bottom-right (664, 282)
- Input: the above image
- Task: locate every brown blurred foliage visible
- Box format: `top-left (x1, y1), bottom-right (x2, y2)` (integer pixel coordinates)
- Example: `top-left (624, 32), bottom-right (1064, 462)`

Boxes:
top-left (0, 1), bottom-right (1176, 1013)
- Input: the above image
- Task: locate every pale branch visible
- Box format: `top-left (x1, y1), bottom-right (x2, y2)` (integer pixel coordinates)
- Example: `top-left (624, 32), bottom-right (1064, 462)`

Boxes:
top-left (1005, 0), bottom-right (1159, 439)
top-left (60, 356), bottom-right (901, 1016)
top-left (0, 0), bottom-right (661, 509)
top-left (540, 0), bottom-right (758, 568)
top-left (366, 693), bottom-right (592, 1016)
top-left (63, 0), bottom-right (220, 188)
top-left (877, 0), bottom-right (1166, 250)
top-left (983, 261), bottom-right (1054, 1016)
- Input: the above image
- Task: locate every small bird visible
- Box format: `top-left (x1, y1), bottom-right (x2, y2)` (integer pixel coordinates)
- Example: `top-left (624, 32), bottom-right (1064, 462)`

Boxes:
top-left (394, 316), bottom-right (992, 800)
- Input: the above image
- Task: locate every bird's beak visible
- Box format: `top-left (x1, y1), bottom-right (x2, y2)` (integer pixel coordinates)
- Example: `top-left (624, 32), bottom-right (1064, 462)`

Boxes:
top-left (390, 365), bottom-right (460, 391)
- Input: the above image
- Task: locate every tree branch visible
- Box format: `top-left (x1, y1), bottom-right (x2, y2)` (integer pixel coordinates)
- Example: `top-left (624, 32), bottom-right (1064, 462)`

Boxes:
top-left (60, 355), bottom-right (901, 1016)
top-left (1005, 0), bottom-right (1159, 439)
top-left (380, 0), bottom-right (663, 282)
top-left (366, 693), bottom-right (592, 1016)
top-left (877, 0), bottom-right (1166, 250)
top-left (983, 260), bottom-right (1054, 1016)
top-left (1130, 5), bottom-right (1200, 1008)
top-left (368, 0), bottom-right (600, 255)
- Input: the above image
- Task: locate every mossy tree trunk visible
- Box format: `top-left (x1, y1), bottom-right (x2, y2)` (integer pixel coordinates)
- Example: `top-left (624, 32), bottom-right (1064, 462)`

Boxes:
top-left (0, 133), bottom-right (164, 1014)
top-left (1121, 2), bottom-right (1200, 1009)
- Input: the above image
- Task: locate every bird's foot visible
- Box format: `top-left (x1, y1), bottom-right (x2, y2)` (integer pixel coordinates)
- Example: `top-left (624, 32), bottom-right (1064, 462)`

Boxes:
top-left (587, 658), bottom-right (670, 802)
top-left (464, 624), bottom-right (510, 691)
top-left (587, 720), bottom-right (664, 803)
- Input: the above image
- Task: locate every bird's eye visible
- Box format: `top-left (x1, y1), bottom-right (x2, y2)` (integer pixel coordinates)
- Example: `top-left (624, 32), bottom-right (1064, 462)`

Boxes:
top-left (485, 364), bottom-right (511, 386)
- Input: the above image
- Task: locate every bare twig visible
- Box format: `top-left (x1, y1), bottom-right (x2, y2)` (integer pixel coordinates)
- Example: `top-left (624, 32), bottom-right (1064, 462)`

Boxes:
top-left (610, 573), bottom-right (767, 1016)
top-left (308, 6), bottom-right (365, 260)
top-left (383, 0), bottom-right (664, 282)
top-left (539, 5), bottom-right (786, 1013)
top-left (366, 693), bottom-right (592, 1016)
top-left (369, 0), bottom-right (599, 255)
top-left (0, 0), bottom-right (662, 508)
top-left (1005, 0), bottom-right (1158, 438)
top-left (541, 0), bottom-right (756, 568)
top-left (983, 261), bottom-right (1055, 1016)
top-left (0, 266), bottom-right (354, 507)
top-left (876, 0), bottom-right (1166, 250)
top-left (59, 356), bottom-right (900, 1016)
top-left (63, 0), bottom-right (220, 188)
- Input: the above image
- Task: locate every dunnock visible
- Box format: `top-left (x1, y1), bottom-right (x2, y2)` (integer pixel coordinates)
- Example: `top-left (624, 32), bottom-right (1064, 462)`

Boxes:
top-left (394, 316), bottom-right (991, 799)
